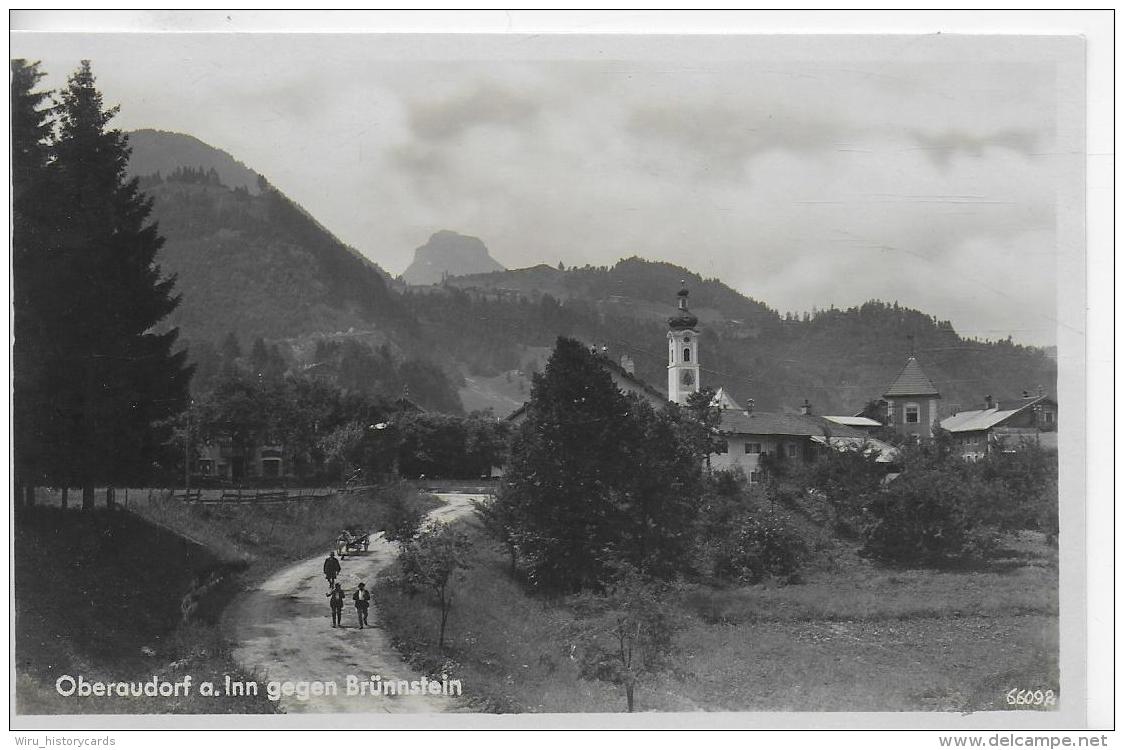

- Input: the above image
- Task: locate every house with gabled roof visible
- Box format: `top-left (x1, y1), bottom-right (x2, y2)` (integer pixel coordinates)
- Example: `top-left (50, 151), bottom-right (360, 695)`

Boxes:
top-left (940, 394), bottom-right (1057, 461)
top-left (711, 401), bottom-right (898, 483)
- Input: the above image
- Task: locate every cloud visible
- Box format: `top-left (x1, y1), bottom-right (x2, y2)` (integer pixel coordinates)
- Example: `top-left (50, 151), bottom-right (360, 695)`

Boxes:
top-left (627, 101), bottom-right (850, 181)
top-left (388, 141), bottom-right (451, 179)
top-left (908, 128), bottom-right (1042, 168)
top-left (406, 83), bottom-right (541, 142)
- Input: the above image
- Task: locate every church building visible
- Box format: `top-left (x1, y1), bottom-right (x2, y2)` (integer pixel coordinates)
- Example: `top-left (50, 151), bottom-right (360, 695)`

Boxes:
top-left (662, 283), bottom-right (894, 481)
top-left (507, 282), bottom-right (897, 480)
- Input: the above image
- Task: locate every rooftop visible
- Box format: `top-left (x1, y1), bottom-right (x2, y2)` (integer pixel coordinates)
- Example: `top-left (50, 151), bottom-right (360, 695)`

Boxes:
top-left (940, 395), bottom-right (1053, 433)
top-left (823, 415), bottom-right (883, 428)
top-left (883, 356), bottom-right (940, 398)
top-left (719, 410), bottom-right (869, 439)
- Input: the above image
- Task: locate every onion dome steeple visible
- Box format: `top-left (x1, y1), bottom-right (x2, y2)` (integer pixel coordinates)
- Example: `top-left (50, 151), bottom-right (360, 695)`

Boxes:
top-left (668, 281), bottom-right (698, 330)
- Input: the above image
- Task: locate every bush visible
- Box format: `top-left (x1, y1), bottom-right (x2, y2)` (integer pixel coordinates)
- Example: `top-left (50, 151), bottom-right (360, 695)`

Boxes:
top-left (860, 469), bottom-right (1001, 565)
top-left (711, 509), bottom-right (808, 584)
top-left (570, 566), bottom-right (682, 712)
top-left (760, 447), bottom-right (885, 538)
top-left (971, 445), bottom-right (1058, 538)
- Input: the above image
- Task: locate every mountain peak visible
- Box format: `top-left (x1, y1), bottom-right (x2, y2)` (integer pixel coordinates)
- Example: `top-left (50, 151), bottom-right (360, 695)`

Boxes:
top-left (402, 230), bottom-right (505, 286)
top-left (126, 129), bottom-right (261, 194)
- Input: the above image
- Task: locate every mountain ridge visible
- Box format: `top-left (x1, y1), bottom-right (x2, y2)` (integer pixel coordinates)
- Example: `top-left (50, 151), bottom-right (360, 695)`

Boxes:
top-left (126, 129), bottom-right (1056, 417)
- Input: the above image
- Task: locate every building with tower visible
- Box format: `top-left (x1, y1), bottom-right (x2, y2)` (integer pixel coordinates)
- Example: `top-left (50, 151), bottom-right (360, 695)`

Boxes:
top-left (879, 356), bottom-right (941, 440)
top-left (506, 281), bottom-right (897, 481)
top-left (662, 284), bottom-right (896, 480)
top-left (667, 282), bottom-right (700, 405)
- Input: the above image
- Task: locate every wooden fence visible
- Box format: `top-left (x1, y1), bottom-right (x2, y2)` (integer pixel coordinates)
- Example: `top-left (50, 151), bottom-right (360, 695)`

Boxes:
top-left (171, 487), bottom-right (341, 504)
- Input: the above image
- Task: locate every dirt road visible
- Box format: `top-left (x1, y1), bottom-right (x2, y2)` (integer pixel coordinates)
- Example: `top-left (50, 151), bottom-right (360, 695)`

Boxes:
top-left (227, 493), bottom-right (482, 713)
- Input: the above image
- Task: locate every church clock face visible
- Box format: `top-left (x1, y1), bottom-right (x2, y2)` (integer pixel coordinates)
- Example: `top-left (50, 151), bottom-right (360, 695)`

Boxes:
top-left (681, 370), bottom-right (695, 387)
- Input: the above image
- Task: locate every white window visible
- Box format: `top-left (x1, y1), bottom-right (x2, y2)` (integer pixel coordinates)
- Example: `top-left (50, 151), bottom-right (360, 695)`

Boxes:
top-left (905, 403), bottom-right (920, 424)
top-left (683, 347), bottom-right (691, 362)
top-left (745, 442), bottom-right (762, 455)
top-left (749, 471), bottom-right (761, 484)
top-left (1043, 411), bottom-right (1055, 424)
top-left (715, 440), bottom-right (728, 454)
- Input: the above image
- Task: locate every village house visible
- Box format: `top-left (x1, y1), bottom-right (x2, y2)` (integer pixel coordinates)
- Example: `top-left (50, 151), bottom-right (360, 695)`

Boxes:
top-left (710, 400), bottom-right (898, 482)
top-left (194, 437), bottom-right (286, 481)
top-left (939, 393), bottom-right (1058, 461)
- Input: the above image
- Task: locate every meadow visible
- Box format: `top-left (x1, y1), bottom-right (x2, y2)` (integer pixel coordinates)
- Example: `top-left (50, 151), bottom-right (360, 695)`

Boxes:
top-left (375, 516), bottom-right (1058, 714)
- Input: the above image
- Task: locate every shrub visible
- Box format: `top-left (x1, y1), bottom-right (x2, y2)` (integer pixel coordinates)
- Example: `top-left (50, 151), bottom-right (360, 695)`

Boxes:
top-left (860, 469), bottom-right (1001, 564)
top-left (712, 509), bottom-right (808, 584)
top-left (570, 567), bottom-right (681, 712)
top-left (761, 447), bottom-right (885, 538)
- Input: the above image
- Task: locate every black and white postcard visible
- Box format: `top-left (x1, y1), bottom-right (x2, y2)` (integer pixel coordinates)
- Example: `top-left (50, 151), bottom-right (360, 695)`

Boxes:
top-left (7, 10), bottom-right (1109, 738)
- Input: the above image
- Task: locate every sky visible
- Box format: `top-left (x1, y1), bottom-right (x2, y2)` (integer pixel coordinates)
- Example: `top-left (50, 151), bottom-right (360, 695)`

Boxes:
top-left (10, 31), bottom-right (1084, 347)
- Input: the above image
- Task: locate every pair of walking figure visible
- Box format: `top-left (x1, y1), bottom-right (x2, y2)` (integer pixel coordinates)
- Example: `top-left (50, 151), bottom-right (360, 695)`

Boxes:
top-left (324, 551), bottom-right (370, 629)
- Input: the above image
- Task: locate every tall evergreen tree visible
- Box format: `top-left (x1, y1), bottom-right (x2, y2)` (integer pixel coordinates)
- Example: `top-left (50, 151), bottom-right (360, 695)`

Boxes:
top-left (47, 61), bottom-right (192, 508)
top-left (499, 337), bottom-right (632, 592)
top-left (494, 337), bottom-right (705, 592)
top-left (11, 59), bottom-right (56, 504)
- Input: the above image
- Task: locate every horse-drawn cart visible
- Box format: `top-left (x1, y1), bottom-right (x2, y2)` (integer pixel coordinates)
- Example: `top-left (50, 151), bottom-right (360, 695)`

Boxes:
top-left (335, 528), bottom-right (370, 557)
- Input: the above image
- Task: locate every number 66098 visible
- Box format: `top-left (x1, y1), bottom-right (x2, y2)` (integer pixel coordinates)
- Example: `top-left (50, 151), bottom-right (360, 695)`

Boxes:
top-left (1006, 688), bottom-right (1057, 707)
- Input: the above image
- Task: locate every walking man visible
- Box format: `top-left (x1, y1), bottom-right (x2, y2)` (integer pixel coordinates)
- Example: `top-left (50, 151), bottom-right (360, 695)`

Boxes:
top-left (323, 550), bottom-right (341, 590)
top-left (327, 583), bottom-right (345, 628)
top-left (353, 582), bottom-right (371, 629)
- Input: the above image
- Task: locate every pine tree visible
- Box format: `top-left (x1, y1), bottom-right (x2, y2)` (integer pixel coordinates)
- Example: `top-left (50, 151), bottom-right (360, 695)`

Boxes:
top-left (47, 61), bottom-right (192, 509)
top-left (11, 59), bottom-right (55, 505)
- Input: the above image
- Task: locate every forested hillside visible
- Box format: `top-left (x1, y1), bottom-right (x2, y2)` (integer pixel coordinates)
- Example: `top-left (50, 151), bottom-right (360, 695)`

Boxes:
top-left (431, 261), bottom-right (1056, 416)
top-left (128, 130), bottom-right (1055, 418)
top-left (136, 169), bottom-right (407, 346)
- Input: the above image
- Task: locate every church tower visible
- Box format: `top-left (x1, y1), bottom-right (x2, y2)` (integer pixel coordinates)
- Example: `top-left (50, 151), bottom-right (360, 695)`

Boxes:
top-left (667, 282), bottom-right (700, 405)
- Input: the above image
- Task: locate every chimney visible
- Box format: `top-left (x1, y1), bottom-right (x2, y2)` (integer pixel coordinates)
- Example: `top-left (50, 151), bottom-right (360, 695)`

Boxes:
top-left (985, 394), bottom-right (993, 410)
top-left (620, 354), bottom-right (635, 375)
top-left (744, 398), bottom-right (756, 416)
top-left (800, 398), bottom-right (812, 416)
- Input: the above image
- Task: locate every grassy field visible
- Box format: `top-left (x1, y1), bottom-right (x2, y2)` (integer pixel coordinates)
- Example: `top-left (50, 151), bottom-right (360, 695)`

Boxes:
top-left (14, 484), bottom-right (438, 714)
top-left (374, 518), bottom-right (1058, 714)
